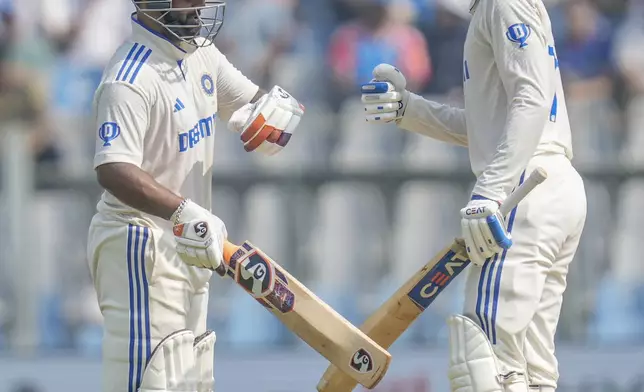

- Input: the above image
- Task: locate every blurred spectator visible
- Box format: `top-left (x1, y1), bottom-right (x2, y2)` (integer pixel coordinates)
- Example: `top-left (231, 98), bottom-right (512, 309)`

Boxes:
top-left (559, 0), bottom-right (615, 100)
top-left (11, 382), bottom-right (41, 392)
top-left (327, 0), bottom-right (431, 109)
top-left (40, 0), bottom-right (132, 68)
top-left (557, 0), bottom-right (620, 163)
top-left (218, 0), bottom-right (300, 88)
top-left (420, 0), bottom-right (470, 98)
top-left (613, 0), bottom-right (644, 165)
top-left (0, 0), bottom-right (14, 54)
top-left (220, 0), bottom-right (327, 102)
top-left (0, 48), bottom-right (60, 171)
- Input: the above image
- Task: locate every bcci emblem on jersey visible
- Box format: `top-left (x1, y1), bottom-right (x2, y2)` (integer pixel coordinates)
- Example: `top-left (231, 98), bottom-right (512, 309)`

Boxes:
top-left (506, 23), bottom-right (531, 48)
top-left (201, 73), bottom-right (215, 96)
top-left (99, 122), bottom-right (121, 147)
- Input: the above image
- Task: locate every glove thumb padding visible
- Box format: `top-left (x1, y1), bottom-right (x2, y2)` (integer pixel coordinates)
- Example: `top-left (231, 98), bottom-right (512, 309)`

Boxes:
top-left (372, 64), bottom-right (407, 91)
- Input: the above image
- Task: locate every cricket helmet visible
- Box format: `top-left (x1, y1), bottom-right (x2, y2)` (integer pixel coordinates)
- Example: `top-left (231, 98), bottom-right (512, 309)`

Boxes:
top-left (132, 1), bottom-right (225, 52)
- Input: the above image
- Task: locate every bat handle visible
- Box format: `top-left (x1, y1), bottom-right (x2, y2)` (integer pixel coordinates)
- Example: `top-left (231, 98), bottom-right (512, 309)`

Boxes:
top-left (498, 167), bottom-right (548, 216)
top-left (223, 241), bottom-right (240, 263)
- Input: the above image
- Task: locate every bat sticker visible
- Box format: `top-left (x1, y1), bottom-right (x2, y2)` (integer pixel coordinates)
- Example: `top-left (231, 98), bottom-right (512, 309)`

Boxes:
top-left (407, 250), bottom-right (470, 310)
top-left (236, 252), bottom-right (275, 298)
top-left (229, 246), bottom-right (296, 313)
top-left (350, 348), bottom-right (374, 373)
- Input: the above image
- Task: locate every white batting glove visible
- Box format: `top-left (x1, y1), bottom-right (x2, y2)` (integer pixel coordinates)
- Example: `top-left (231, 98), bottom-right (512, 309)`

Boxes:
top-left (361, 64), bottom-right (410, 123)
top-left (171, 200), bottom-right (227, 271)
top-left (460, 197), bottom-right (512, 267)
top-left (228, 85), bottom-right (305, 156)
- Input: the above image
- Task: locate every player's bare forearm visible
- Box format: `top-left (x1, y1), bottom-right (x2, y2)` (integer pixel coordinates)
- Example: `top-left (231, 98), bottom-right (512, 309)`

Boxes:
top-left (96, 162), bottom-right (183, 220)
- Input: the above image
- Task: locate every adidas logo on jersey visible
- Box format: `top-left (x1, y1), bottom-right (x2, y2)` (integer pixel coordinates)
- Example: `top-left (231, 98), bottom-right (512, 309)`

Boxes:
top-left (174, 98), bottom-right (186, 113)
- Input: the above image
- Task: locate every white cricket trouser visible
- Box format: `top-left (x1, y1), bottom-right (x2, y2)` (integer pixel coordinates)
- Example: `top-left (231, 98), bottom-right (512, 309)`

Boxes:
top-left (463, 153), bottom-right (587, 389)
top-left (87, 212), bottom-right (213, 392)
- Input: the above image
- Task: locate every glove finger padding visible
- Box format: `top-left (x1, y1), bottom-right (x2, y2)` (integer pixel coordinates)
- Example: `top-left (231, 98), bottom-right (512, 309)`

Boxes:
top-left (470, 219), bottom-right (496, 260)
top-left (365, 112), bottom-right (398, 123)
top-left (364, 102), bottom-right (400, 114)
top-left (361, 89), bottom-right (402, 104)
top-left (462, 220), bottom-right (486, 266)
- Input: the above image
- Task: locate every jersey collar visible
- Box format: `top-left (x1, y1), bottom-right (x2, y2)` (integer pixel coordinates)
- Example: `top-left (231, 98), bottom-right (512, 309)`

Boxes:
top-left (131, 14), bottom-right (187, 61)
top-left (469, 0), bottom-right (480, 14)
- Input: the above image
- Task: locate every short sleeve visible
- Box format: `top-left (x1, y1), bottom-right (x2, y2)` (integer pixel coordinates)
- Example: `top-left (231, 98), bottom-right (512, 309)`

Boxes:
top-left (214, 49), bottom-right (259, 122)
top-left (93, 83), bottom-right (149, 169)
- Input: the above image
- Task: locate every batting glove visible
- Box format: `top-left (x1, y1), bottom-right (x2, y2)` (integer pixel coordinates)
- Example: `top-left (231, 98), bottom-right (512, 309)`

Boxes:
top-left (460, 196), bottom-right (512, 266)
top-left (361, 63), bottom-right (410, 123)
top-left (172, 199), bottom-right (227, 271)
top-left (228, 85), bottom-right (304, 156)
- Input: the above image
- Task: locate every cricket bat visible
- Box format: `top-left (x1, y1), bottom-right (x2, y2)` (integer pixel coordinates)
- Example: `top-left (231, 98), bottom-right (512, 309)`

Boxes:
top-left (215, 240), bottom-right (392, 389)
top-left (316, 168), bottom-right (548, 392)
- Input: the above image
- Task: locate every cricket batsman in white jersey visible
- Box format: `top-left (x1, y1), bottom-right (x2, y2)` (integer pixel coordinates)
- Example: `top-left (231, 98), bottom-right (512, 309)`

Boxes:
top-left (86, 1), bottom-right (304, 391)
top-left (361, 0), bottom-right (587, 390)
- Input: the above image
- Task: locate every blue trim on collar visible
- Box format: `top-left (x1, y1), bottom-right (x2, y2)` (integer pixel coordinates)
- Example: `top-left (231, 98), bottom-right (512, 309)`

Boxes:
top-left (131, 14), bottom-right (186, 54)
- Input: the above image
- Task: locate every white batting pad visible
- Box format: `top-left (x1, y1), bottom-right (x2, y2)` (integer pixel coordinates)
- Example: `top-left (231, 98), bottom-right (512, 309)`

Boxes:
top-left (139, 329), bottom-right (197, 392)
top-left (194, 331), bottom-right (216, 392)
top-left (447, 314), bottom-right (504, 392)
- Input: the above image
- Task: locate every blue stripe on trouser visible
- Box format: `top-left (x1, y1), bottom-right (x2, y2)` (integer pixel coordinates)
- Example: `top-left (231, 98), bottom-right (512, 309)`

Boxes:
top-left (483, 253), bottom-right (499, 336)
top-left (127, 225), bottom-right (151, 391)
top-left (475, 171), bottom-right (526, 343)
top-left (127, 225), bottom-right (135, 392)
top-left (475, 260), bottom-right (489, 335)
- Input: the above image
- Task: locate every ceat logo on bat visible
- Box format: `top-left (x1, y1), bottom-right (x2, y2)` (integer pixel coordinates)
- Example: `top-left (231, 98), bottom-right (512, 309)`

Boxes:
top-left (407, 250), bottom-right (470, 310)
top-left (350, 348), bottom-right (374, 373)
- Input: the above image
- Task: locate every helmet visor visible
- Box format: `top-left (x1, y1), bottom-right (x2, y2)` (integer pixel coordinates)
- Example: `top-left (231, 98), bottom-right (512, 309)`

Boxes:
top-left (134, 1), bottom-right (225, 49)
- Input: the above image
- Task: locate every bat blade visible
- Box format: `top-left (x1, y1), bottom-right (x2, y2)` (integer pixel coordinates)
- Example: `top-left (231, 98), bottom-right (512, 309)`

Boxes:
top-left (316, 241), bottom-right (469, 392)
top-left (220, 241), bottom-right (391, 389)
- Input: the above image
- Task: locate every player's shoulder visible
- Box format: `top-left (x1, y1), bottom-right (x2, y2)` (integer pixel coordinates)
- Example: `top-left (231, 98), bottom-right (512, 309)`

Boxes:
top-left (480, 0), bottom-right (549, 40)
top-left (101, 39), bottom-right (160, 91)
top-left (191, 38), bottom-right (229, 67)
top-left (485, 0), bottom-right (543, 18)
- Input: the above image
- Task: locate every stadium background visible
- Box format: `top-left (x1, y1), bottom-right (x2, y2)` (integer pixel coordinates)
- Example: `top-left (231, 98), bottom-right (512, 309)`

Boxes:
top-left (1, 0), bottom-right (644, 390)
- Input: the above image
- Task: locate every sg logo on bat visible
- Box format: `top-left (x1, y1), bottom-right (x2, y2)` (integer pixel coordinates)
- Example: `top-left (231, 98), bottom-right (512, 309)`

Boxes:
top-left (407, 250), bottom-right (469, 310)
top-left (350, 348), bottom-right (374, 374)
top-left (237, 253), bottom-right (275, 298)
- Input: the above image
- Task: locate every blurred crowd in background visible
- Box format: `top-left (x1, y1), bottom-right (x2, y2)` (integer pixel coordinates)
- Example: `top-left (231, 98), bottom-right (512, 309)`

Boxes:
top-left (1, 0), bottom-right (644, 361)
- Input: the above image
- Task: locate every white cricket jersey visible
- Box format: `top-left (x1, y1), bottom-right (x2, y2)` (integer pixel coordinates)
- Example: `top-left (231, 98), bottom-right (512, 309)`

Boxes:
top-left (400, 0), bottom-right (573, 201)
top-left (92, 16), bottom-right (258, 227)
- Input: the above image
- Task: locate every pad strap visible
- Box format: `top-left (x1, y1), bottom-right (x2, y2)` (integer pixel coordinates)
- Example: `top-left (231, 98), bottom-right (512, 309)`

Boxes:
top-left (194, 331), bottom-right (216, 392)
